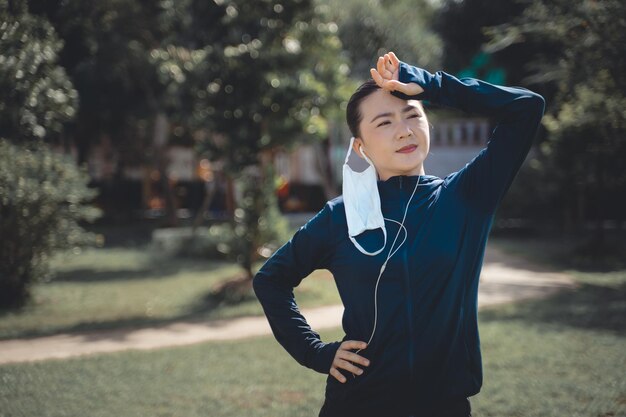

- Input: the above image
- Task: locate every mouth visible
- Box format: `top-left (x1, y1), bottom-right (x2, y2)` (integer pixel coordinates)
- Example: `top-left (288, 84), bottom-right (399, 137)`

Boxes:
top-left (396, 144), bottom-right (417, 153)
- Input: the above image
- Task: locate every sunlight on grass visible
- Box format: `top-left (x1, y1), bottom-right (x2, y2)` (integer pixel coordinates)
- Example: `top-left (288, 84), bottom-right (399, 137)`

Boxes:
top-left (0, 247), bottom-right (341, 339)
top-left (1, 297), bottom-right (624, 417)
top-left (0, 237), bottom-right (624, 416)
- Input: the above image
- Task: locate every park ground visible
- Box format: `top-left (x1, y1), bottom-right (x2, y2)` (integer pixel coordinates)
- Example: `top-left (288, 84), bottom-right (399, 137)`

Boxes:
top-left (0, 233), bottom-right (624, 416)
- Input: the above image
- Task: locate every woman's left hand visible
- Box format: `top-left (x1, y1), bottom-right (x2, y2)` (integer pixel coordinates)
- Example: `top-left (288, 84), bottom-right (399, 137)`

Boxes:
top-left (370, 51), bottom-right (424, 96)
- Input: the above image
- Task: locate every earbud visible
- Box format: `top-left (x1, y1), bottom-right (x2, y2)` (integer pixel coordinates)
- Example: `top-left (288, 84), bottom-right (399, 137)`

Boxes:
top-left (359, 145), bottom-right (370, 161)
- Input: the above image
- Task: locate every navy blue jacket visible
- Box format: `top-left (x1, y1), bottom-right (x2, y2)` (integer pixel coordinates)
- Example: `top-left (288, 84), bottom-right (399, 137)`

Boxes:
top-left (253, 60), bottom-right (545, 417)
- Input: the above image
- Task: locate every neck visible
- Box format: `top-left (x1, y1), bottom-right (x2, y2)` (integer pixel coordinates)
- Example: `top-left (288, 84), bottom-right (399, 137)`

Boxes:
top-left (377, 165), bottom-right (425, 181)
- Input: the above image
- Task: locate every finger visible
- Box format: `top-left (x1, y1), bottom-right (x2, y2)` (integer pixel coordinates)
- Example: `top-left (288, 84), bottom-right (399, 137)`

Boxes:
top-left (384, 53), bottom-right (394, 71)
top-left (384, 57), bottom-right (397, 80)
top-left (387, 80), bottom-right (423, 96)
top-left (336, 347), bottom-right (370, 365)
top-left (381, 79), bottom-right (397, 92)
top-left (330, 367), bottom-right (347, 383)
top-left (370, 68), bottom-right (384, 87)
top-left (384, 53), bottom-right (395, 71)
top-left (341, 351), bottom-right (370, 367)
top-left (381, 55), bottom-right (394, 79)
top-left (389, 51), bottom-right (400, 67)
top-left (341, 340), bottom-right (368, 350)
top-left (386, 80), bottom-right (404, 91)
top-left (337, 358), bottom-right (364, 375)
top-left (377, 56), bottom-right (386, 79)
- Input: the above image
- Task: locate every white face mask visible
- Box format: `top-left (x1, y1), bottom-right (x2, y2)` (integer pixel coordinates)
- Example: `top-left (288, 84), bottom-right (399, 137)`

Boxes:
top-left (341, 136), bottom-right (426, 366)
top-left (342, 136), bottom-right (387, 256)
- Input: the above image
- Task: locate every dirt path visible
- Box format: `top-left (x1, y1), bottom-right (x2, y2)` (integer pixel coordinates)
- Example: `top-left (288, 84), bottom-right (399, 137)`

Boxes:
top-left (0, 245), bottom-right (577, 365)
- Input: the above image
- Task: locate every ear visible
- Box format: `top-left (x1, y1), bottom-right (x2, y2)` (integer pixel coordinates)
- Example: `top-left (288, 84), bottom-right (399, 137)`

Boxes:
top-left (352, 137), bottom-right (365, 158)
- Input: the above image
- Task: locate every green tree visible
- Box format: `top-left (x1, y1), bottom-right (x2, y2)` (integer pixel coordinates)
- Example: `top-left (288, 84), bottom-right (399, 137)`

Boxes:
top-left (190, 0), bottom-right (353, 299)
top-left (27, 0), bottom-right (165, 164)
top-left (0, 139), bottom-right (101, 308)
top-left (0, 1), bottom-right (101, 308)
top-left (324, 0), bottom-right (443, 78)
top-left (23, 0), bottom-right (355, 300)
top-left (432, 0), bottom-right (531, 79)
top-left (0, 0), bottom-right (77, 142)
top-left (484, 0), bottom-right (626, 249)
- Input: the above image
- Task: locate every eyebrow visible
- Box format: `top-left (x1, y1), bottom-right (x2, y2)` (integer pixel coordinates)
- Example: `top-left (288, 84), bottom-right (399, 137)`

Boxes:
top-left (370, 105), bottom-right (419, 123)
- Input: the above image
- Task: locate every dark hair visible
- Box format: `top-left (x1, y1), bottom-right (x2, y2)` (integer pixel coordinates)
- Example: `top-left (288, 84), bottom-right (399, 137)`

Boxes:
top-left (346, 79), bottom-right (425, 139)
top-left (346, 79), bottom-right (381, 139)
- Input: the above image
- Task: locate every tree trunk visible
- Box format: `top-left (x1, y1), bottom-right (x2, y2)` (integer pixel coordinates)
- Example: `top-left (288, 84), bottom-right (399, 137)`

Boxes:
top-left (192, 179), bottom-right (217, 233)
top-left (153, 112), bottom-right (177, 227)
top-left (224, 172), bottom-right (236, 219)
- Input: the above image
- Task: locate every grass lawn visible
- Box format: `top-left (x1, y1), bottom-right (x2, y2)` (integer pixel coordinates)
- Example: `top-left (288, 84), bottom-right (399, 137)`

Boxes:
top-left (1, 231), bottom-right (623, 341)
top-left (0, 267), bottom-right (624, 417)
top-left (0, 245), bottom-right (341, 340)
top-left (0, 233), bottom-right (624, 416)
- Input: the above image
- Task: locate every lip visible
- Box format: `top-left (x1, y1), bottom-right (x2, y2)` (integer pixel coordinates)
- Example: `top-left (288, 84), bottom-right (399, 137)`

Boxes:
top-left (396, 145), bottom-right (417, 153)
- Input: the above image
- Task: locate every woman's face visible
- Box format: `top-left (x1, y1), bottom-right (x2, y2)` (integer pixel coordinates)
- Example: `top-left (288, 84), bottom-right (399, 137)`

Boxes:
top-left (353, 89), bottom-right (430, 181)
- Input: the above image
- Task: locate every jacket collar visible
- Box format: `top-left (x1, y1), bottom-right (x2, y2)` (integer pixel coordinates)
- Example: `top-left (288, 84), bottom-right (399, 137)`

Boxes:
top-left (377, 174), bottom-right (441, 201)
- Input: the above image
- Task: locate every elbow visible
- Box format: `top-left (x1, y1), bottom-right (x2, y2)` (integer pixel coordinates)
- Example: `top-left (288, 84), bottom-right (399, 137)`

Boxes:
top-left (252, 271), bottom-right (265, 297)
top-left (527, 92), bottom-right (546, 117)
top-left (252, 270), bottom-right (281, 298)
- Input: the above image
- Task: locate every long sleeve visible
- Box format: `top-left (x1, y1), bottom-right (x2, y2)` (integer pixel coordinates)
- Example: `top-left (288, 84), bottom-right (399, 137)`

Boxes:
top-left (252, 202), bottom-right (341, 374)
top-left (391, 61), bottom-right (546, 213)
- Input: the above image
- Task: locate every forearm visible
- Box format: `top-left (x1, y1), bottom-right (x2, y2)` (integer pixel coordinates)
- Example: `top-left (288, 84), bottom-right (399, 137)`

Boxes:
top-left (390, 60), bottom-right (546, 212)
top-left (252, 203), bottom-right (340, 374)
top-left (391, 61), bottom-right (545, 122)
top-left (253, 271), bottom-right (341, 374)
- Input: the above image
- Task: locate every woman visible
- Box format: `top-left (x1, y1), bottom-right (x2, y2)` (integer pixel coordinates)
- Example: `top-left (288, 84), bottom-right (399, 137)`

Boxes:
top-left (253, 51), bottom-right (545, 417)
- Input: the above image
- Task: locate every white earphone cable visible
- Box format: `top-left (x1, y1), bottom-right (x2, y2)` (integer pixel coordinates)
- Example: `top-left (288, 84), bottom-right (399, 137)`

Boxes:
top-left (350, 175), bottom-right (423, 378)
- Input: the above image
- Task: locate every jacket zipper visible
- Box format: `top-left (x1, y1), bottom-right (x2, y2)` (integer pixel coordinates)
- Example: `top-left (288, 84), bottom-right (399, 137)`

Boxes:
top-left (399, 175), bottom-right (413, 384)
top-left (405, 252), bottom-right (414, 386)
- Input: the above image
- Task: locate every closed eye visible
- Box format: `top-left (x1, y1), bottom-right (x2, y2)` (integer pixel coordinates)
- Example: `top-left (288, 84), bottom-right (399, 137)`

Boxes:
top-left (377, 113), bottom-right (421, 127)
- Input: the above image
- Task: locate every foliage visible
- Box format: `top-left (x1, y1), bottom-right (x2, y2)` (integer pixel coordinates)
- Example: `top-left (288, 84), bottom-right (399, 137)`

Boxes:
top-left (0, 139), bottom-right (102, 308)
top-left (432, 0), bottom-right (533, 80)
top-left (483, 0), bottom-right (626, 230)
top-left (26, 0), bottom-right (353, 276)
top-left (0, 1), bottom-right (78, 142)
top-left (177, 0), bottom-right (353, 279)
top-left (0, 2), bottom-right (103, 308)
top-left (179, 0), bottom-right (354, 169)
top-left (227, 162), bottom-right (292, 277)
top-left (324, 0), bottom-right (443, 79)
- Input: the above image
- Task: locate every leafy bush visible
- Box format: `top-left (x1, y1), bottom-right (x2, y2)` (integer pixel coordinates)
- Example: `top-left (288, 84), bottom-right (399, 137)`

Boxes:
top-left (169, 163), bottom-right (292, 268)
top-left (0, 139), bottom-right (102, 308)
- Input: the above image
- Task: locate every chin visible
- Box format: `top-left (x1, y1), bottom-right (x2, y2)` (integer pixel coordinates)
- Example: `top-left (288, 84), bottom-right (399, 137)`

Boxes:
top-left (395, 153), bottom-right (425, 166)
top-left (395, 163), bottom-right (424, 174)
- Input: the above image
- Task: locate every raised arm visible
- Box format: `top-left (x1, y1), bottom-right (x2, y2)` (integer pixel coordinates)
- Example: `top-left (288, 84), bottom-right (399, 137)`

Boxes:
top-left (375, 52), bottom-right (546, 213)
top-left (252, 202), bottom-right (341, 374)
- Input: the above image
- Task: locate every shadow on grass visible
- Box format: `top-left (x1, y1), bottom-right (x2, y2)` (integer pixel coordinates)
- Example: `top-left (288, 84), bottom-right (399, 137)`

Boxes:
top-left (479, 280), bottom-right (626, 336)
top-left (490, 231), bottom-right (626, 273)
top-left (52, 261), bottom-right (227, 283)
top-left (484, 232), bottom-right (626, 335)
top-left (0, 281), bottom-right (258, 341)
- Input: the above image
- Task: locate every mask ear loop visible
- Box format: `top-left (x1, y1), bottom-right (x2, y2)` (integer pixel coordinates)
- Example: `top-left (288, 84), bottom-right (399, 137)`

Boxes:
top-left (345, 139), bottom-right (387, 256)
top-left (349, 230), bottom-right (387, 256)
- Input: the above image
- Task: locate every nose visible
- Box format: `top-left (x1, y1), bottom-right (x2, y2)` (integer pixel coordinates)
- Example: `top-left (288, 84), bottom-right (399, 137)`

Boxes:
top-left (396, 120), bottom-right (413, 139)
